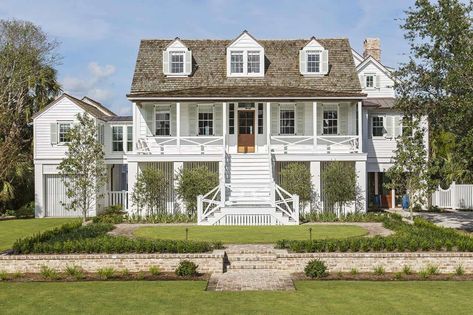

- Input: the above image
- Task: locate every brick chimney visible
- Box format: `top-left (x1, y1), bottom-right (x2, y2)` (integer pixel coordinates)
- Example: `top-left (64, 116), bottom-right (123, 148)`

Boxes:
top-left (363, 38), bottom-right (381, 62)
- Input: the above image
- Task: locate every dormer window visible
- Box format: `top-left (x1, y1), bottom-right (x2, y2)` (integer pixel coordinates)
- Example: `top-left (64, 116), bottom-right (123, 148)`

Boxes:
top-left (227, 31), bottom-right (264, 77)
top-left (300, 38), bottom-right (329, 76)
top-left (163, 38), bottom-right (192, 76)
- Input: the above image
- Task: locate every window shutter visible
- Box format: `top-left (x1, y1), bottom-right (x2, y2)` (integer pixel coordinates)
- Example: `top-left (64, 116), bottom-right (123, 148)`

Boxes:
top-left (317, 105), bottom-right (323, 135)
top-left (299, 50), bottom-right (306, 74)
top-left (50, 123), bottom-right (57, 145)
top-left (188, 104), bottom-right (197, 136)
top-left (359, 74), bottom-right (366, 88)
top-left (145, 107), bottom-right (154, 136)
top-left (170, 105), bottom-right (177, 136)
top-left (375, 75), bottom-right (381, 88)
top-left (368, 116), bottom-right (373, 139)
top-left (321, 50), bottom-right (329, 74)
top-left (296, 103), bottom-right (304, 135)
top-left (385, 116), bottom-right (394, 138)
top-left (162, 51), bottom-right (169, 75)
top-left (339, 105), bottom-right (348, 135)
top-left (394, 116), bottom-right (402, 138)
top-left (184, 50), bottom-right (192, 75)
top-left (271, 105), bottom-right (279, 135)
top-left (214, 104), bottom-right (222, 136)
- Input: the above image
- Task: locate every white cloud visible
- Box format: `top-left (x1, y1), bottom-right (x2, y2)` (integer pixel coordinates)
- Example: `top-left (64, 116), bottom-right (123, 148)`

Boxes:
top-left (62, 61), bottom-right (116, 102)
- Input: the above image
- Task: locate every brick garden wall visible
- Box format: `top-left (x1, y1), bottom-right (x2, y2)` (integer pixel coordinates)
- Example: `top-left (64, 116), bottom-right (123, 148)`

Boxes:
top-left (0, 251), bottom-right (225, 274)
top-left (275, 251), bottom-right (473, 273)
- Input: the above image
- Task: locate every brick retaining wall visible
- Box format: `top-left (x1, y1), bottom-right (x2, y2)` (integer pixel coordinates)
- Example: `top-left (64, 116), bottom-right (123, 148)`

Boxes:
top-left (0, 251), bottom-right (225, 274)
top-left (275, 251), bottom-right (473, 273)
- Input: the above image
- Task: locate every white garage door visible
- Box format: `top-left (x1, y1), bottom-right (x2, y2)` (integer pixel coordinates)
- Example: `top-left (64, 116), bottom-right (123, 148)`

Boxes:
top-left (44, 174), bottom-right (82, 217)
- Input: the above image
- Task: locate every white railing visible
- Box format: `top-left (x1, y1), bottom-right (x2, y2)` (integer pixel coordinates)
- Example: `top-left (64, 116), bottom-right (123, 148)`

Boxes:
top-left (273, 182), bottom-right (299, 223)
top-left (270, 135), bottom-right (359, 154)
top-left (197, 185), bottom-right (222, 224)
top-left (432, 182), bottom-right (473, 210)
top-left (107, 190), bottom-right (128, 211)
top-left (137, 136), bottom-right (224, 155)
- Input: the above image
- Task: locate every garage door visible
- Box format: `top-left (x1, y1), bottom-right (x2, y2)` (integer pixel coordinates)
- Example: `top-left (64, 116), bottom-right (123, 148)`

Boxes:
top-left (44, 174), bottom-right (82, 217)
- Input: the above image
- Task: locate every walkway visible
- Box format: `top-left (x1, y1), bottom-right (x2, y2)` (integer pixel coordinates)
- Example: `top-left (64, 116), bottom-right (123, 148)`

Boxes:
top-left (207, 245), bottom-right (295, 291)
top-left (416, 211), bottom-right (473, 232)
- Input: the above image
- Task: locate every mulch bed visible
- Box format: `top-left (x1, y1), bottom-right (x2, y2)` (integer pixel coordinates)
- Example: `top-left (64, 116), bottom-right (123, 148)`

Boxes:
top-left (0, 272), bottom-right (209, 282)
top-left (292, 272), bottom-right (473, 281)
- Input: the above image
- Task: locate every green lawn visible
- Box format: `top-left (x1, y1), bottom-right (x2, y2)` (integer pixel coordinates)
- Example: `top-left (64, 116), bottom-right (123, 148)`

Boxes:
top-left (0, 218), bottom-right (79, 251)
top-left (133, 225), bottom-right (368, 244)
top-left (1, 281), bottom-right (472, 314)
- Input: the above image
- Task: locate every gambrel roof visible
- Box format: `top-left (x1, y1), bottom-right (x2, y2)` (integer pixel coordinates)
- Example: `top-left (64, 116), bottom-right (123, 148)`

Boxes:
top-left (129, 37), bottom-right (363, 98)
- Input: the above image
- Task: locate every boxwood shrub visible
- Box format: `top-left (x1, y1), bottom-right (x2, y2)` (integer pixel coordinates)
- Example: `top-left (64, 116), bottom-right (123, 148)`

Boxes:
top-left (12, 222), bottom-right (222, 254)
top-left (277, 215), bottom-right (473, 253)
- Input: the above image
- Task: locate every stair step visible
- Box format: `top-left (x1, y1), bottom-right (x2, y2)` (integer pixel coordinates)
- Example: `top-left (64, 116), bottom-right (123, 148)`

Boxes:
top-left (227, 264), bottom-right (278, 270)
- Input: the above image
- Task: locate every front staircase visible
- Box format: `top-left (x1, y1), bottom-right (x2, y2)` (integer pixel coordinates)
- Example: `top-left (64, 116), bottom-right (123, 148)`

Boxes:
top-left (197, 153), bottom-right (299, 225)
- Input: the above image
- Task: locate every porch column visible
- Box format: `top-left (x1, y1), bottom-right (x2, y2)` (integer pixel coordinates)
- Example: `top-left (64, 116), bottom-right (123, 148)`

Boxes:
top-left (222, 102), bottom-right (227, 145)
top-left (310, 161), bottom-right (322, 212)
top-left (221, 102), bottom-right (227, 205)
top-left (374, 172), bottom-right (379, 195)
top-left (127, 162), bottom-right (138, 214)
top-left (173, 162), bottom-right (185, 213)
top-left (358, 101), bottom-right (363, 153)
top-left (34, 163), bottom-right (44, 218)
top-left (266, 102), bottom-right (271, 152)
top-left (176, 102), bottom-right (181, 152)
top-left (313, 101), bottom-right (317, 150)
top-left (355, 161), bottom-right (367, 212)
top-left (391, 189), bottom-right (396, 209)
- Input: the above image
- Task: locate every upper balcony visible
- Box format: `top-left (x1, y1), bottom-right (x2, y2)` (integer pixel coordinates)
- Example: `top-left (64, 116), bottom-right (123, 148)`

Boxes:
top-left (132, 101), bottom-right (363, 156)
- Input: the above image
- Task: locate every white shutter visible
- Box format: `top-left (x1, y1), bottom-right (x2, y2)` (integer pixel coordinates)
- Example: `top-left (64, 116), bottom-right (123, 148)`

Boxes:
top-left (394, 116), bottom-right (402, 138)
top-left (317, 105), bottom-right (323, 135)
top-left (162, 51), bottom-right (169, 75)
top-left (321, 50), bottom-right (329, 74)
top-left (296, 103), bottom-right (304, 135)
top-left (188, 104), bottom-right (197, 136)
top-left (50, 123), bottom-right (57, 145)
top-left (214, 104), bottom-right (222, 136)
top-left (184, 50), bottom-right (192, 75)
top-left (339, 105), bottom-right (348, 135)
top-left (146, 107), bottom-right (154, 136)
top-left (271, 105), bottom-right (279, 135)
top-left (368, 116), bottom-right (373, 139)
top-left (170, 105), bottom-right (176, 136)
top-left (385, 116), bottom-right (394, 138)
top-left (359, 74), bottom-right (366, 88)
top-left (375, 75), bottom-right (381, 88)
top-left (299, 50), bottom-right (306, 74)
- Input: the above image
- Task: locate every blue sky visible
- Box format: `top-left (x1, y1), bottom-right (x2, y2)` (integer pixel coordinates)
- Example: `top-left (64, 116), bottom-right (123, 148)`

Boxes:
top-left (0, 0), bottom-right (414, 115)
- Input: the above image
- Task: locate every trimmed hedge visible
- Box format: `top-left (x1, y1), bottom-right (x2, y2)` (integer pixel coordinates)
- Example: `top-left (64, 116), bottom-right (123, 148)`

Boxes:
top-left (300, 211), bottom-right (386, 223)
top-left (93, 213), bottom-right (197, 224)
top-left (12, 222), bottom-right (223, 254)
top-left (277, 215), bottom-right (473, 252)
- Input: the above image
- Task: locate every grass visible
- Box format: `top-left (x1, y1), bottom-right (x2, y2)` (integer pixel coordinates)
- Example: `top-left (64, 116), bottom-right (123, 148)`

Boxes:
top-left (0, 218), bottom-right (79, 251)
top-left (133, 225), bottom-right (368, 244)
top-left (1, 281), bottom-right (473, 314)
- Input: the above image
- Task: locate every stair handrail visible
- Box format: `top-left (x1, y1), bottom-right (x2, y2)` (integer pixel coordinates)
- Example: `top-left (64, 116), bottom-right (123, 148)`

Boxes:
top-left (197, 185), bottom-right (222, 224)
top-left (274, 183), bottom-right (299, 223)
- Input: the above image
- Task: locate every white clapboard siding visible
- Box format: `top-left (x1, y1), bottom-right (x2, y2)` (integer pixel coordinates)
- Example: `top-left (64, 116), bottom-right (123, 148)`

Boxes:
top-left (34, 97), bottom-right (85, 159)
top-left (44, 175), bottom-right (82, 217)
top-left (366, 112), bottom-right (403, 159)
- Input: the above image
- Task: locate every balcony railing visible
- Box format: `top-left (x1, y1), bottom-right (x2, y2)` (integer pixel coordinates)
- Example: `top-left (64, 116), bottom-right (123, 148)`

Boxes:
top-left (270, 135), bottom-right (360, 154)
top-left (137, 136), bottom-right (224, 155)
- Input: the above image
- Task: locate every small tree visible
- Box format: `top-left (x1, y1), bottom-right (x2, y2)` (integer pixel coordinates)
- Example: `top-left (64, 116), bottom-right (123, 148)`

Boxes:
top-left (279, 163), bottom-right (313, 209)
top-left (176, 166), bottom-right (218, 214)
top-left (131, 167), bottom-right (168, 216)
top-left (386, 117), bottom-right (430, 219)
top-left (58, 113), bottom-right (106, 222)
top-left (322, 161), bottom-right (359, 216)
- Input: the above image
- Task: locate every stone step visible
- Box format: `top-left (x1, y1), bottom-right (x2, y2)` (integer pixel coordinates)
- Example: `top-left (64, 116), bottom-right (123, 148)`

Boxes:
top-left (226, 255), bottom-right (277, 262)
top-left (227, 263), bottom-right (279, 270)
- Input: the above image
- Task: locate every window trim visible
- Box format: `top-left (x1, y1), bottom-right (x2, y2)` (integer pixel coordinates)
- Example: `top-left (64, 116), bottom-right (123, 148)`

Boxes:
top-left (306, 50), bottom-right (322, 74)
top-left (278, 103), bottom-right (296, 135)
top-left (365, 73), bottom-right (376, 89)
top-left (322, 107), bottom-right (339, 135)
top-left (371, 115), bottom-right (385, 138)
top-left (154, 106), bottom-right (172, 137)
top-left (197, 104), bottom-right (215, 136)
top-left (227, 48), bottom-right (264, 77)
top-left (57, 121), bottom-right (72, 144)
top-left (111, 125), bottom-right (124, 152)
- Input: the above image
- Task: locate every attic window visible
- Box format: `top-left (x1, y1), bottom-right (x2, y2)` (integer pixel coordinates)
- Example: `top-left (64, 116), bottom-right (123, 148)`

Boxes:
top-left (299, 38), bottom-right (329, 76)
top-left (170, 51), bottom-right (185, 74)
top-left (306, 51), bottom-right (321, 73)
top-left (162, 39), bottom-right (192, 77)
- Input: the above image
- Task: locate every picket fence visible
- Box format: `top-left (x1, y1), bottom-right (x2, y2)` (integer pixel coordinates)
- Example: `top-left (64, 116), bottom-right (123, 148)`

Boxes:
top-left (431, 182), bottom-right (473, 210)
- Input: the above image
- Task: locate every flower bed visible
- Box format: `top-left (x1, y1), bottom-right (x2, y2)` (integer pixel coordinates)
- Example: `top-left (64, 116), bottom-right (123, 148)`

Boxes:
top-left (12, 222), bottom-right (223, 254)
top-left (277, 215), bottom-right (473, 252)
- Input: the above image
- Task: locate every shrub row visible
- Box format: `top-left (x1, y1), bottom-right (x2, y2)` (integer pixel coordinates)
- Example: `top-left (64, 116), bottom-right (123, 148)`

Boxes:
top-left (278, 215), bottom-right (473, 252)
top-left (300, 211), bottom-right (386, 223)
top-left (12, 222), bottom-right (222, 254)
top-left (92, 212), bottom-right (197, 224)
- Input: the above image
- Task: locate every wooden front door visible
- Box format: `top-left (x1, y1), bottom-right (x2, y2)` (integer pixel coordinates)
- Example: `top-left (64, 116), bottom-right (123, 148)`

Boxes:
top-left (238, 110), bottom-right (255, 153)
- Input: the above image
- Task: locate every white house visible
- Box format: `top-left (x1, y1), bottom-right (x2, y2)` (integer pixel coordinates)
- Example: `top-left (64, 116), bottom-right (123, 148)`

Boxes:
top-left (33, 32), bottom-right (424, 225)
